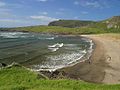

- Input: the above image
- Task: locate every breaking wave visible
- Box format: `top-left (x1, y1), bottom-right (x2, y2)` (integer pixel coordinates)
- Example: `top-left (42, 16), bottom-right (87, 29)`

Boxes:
top-left (0, 32), bottom-right (30, 38)
top-left (0, 31), bottom-right (94, 72)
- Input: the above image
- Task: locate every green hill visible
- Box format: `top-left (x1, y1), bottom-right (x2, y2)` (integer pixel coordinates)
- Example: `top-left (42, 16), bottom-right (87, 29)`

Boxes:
top-left (0, 65), bottom-right (120, 90)
top-left (48, 20), bottom-right (96, 28)
top-left (48, 16), bottom-right (120, 33)
top-left (48, 16), bottom-right (120, 29)
top-left (90, 16), bottom-right (120, 30)
top-left (0, 16), bottom-right (120, 34)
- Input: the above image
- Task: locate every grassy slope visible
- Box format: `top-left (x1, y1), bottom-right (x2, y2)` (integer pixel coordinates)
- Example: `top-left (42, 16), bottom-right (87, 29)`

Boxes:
top-left (48, 20), bottom-right (95, 28)
top-left (2, 26), bottom-right (114, 34)
top-left (1, 16), bottom-right (120, 34)
top-left (0, 66), bottom-right (120, 90)
top-left (1, 23), bottom-right (118, 35)
top-left (0, 17), bottom-right (120, 90)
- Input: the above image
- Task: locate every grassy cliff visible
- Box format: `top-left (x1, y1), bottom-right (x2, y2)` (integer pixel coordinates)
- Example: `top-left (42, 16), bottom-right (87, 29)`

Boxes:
top-left (0, 66), bottom-right (120, 90)
top-left (48, 20), bottom-right (96, 28)
top-left (0, 16), bottom-right (120, 34)
top-left (8, 26), bottom-right (106, 34)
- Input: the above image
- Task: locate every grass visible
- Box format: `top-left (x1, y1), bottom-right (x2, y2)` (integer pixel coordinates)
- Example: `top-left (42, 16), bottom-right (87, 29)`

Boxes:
top-left (13, 26), bottom-right (120, 34)
top-left (0, 23), bottom-right (120, 90)
top-left (0, 66), bottom-right (120, 90)
top-left (1, 25), bottom-right (120, 35)
top-left (12, 26), bottom-right (105, 34)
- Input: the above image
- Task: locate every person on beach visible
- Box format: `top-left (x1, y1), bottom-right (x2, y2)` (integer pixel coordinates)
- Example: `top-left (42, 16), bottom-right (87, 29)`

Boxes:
top-left (106, 55), bottom-right (111, 61)
top-left (88, 60), bottom-right (91, 64)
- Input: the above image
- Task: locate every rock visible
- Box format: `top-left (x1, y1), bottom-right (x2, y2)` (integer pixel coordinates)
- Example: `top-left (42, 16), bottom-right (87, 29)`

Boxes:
top-left (0, 63), bottom-right (7, 67)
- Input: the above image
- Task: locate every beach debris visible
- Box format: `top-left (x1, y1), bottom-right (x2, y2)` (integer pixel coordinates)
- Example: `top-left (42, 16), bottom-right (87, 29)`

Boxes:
top-left (106, 55), bottom-right (111, 62)
top-left (0, 63), bottom-right (7, 67)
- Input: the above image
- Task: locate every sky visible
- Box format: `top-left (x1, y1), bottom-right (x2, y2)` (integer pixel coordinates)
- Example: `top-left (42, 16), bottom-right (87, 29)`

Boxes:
top-left (0, 0), bottom-right (120, 27)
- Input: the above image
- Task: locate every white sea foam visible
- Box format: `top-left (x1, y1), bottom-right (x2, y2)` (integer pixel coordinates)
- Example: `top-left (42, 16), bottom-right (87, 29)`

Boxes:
top-left (0, 32), bottom-right (29, 38)
top-left (33, 50), bottom-right (87, 71)
top-left (46, 37), bottom-right (54, 40)
top-left (33, 38), bottom-right (94, 72)
top-left (64, 44), bottom-right (77, 47)
top-left (48, 43), bottom-right (64, 52)
top-left (48, 43), bottom-right (64, 48)
top-left (48, 47), bottom-right (59, 52)
top-left (38, 37), bottom-right (54, 40)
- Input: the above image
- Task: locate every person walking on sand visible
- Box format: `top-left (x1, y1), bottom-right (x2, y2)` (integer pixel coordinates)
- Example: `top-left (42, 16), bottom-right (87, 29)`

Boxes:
top-left (88, 59), bottom-right (91, 64)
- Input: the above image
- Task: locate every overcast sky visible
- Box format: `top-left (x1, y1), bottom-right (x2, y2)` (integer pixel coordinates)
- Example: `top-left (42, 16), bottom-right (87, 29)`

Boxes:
top-left (0, 0), bottom-right (120, 27)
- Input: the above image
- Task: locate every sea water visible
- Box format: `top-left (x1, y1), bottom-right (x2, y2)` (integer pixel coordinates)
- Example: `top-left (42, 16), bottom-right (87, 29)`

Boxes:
top-left (0, 31), bottom-right (94, 71)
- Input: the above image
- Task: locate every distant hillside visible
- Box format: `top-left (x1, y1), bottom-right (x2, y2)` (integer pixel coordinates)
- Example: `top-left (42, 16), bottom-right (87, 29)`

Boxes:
top-left (49, 16), bottom-right (120, 28)
top-left (0, 16), bottom-right (120, 34)
top-left (48, 20), bottom-right (96, 28)
top-left (89, 16), bottom-right (120, 33)
top-left (103, 16), bottom-right (120, 29)
top-left (48, 16), bottom-right (120, 33)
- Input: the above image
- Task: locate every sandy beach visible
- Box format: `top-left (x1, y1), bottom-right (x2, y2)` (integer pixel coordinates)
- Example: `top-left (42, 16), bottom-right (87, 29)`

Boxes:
top-left (54, 34), bottom-right (120, 84)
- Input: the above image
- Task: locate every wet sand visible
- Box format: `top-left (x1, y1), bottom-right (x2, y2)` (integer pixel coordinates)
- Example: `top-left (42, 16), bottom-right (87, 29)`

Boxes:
top-left (56, 34), bottom-right (120, 84)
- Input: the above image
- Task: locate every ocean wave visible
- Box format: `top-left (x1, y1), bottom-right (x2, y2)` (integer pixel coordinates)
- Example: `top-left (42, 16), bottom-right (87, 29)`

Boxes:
top-left (46, 37), bottom-right (55, 40)
top-left (38, 37), bottom-right (54, 40)
top-left (33, 65), bottom-right (65, 72)
top-left (64, 44), bottom-right (77, 47)
top-left (0, 32), bottom-right (94, 72)
top-left (0, 32), bottom-right (29, 38)
top-left (48, 43), bottom-right (64, 48)
top-left (48, 47), bottom-right (59, 52)
top-left (48, 43), bottom-right (64, 52)
top-left (33, 51), bottom-right (87, 71)
top-left (32, 39), bottom-right (94, 72)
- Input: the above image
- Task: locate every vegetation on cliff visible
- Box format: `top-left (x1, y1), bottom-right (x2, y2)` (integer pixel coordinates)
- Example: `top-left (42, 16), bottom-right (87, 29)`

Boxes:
top-left (0, 65), bottom-right (120, 90)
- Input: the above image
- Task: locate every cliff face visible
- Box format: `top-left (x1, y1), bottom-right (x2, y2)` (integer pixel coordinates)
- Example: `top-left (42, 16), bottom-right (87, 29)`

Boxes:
top-left (48, 20), bottom-right (96, 28)
top-left (48, 16), bottom-right (120, 29)
top-left (104, 16), bottom-right (120, 29)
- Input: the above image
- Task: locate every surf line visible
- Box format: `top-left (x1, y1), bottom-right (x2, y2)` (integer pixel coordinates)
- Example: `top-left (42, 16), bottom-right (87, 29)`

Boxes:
top-left (48, 43), bottom-right (64, 52)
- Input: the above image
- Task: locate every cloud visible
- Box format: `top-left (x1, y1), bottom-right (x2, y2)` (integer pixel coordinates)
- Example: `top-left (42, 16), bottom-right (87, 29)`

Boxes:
top-left (81, 11), bottom-right (88, 14)
top-left (42, 12), bottom-right (48, 15)
top-left (37, 0), bottom-right (48, 2)
top-left (0, 2), bottom-right (14, 18)
top-left (84, 1), bottom-right (101, 8)
top-left (74, 1), bottom-right (79, 5)
top-left (55, 12), bottom-right (64, 15)
top-left (0, 19), bottom-right (23, 23)
top-left (0, 18), bottom-right (30, 27)
top-left (59, 8), bottom-right (65, 11)
top-left (0, 8), bottom-right (11, 12)
top-left (0, 12), bottom-right (16, 18)
top-left (0, 1), bottom-right (6, 7)
top-left (36, 0), bottom-right (55, 2)
top-left (0, 15), bottom-right (58, 27)
top-left (74, 0), bottom-right (110, 8)
top-left (55, 8), bottom-right (66, 15)
top-left (0, 1), bottom-right (23, 8)
top-left (74, 16), bottom-right (79, 19)
top-left (38, 11), bottom-right (48, 15)
top-left (30, 15), bottom-right (58, 22)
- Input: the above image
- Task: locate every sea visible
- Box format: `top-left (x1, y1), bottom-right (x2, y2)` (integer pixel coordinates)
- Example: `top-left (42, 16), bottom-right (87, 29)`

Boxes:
top-left (0, 31), bottom-right (94, 71)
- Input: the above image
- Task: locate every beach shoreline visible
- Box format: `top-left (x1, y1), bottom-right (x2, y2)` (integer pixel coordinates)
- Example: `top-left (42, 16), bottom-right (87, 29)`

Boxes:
top-left (1, 30), bottom-right (120, 84)
top-left (49, 34), bottom-right (120, 84)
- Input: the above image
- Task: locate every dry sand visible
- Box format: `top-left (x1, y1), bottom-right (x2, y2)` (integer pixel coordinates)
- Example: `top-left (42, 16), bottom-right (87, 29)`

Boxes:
top-left (56, 34), bottom-right (120, 84)
top-left (85, 34), bottom-right (120, 84)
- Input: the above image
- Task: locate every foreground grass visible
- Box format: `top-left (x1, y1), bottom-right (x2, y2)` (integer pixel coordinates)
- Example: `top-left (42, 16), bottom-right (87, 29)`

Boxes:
top-left (0, 66), bottom-right (120, 90)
